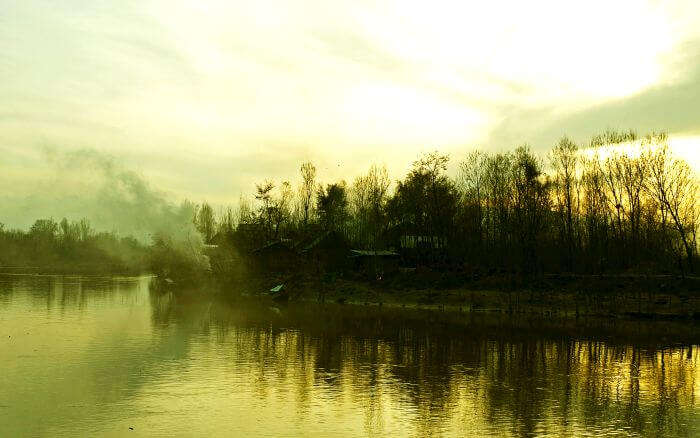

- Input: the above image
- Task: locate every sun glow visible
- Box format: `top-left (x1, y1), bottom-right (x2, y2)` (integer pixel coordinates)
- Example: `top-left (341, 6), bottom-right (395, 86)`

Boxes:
top-left (361, 0), bottom-right (679, 103)
top-left (2, 0), bottom-right (700, 205)
top-left (669, 136), bottom-right (700, 172)
top-left (580, 135), bottom-right (700, 174)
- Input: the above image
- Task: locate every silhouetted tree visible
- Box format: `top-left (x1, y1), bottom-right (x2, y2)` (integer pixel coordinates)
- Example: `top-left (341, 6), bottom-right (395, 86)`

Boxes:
top-left (550, 137), bottom-right (579, 271)
top-left (195, 202), bottom-right (216, 243)
top-left (219, 130), bottom-right (697, 277)
top-left (388, 152), bottom-right (458, 264)
top-left (299, 161), bottom-right (317, 228)
top-left (510, 146), bottom-right (551, 274)
top-left (458, 150), bottom-right (487, 262)
top-left (644, 136), bottom-right (698, 273)
top-left (271, 181), bottom-right (293, 238)
top-left (317, 182), bottom-right (348, 232)
top-left (255, 180), bottom-right (275, 240)
top-left (349, 164), bottom-right (390, 248)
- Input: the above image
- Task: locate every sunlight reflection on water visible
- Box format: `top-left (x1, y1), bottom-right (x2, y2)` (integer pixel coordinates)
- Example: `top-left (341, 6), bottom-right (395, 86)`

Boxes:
top-left (0, 275), bottom-right (698, 437)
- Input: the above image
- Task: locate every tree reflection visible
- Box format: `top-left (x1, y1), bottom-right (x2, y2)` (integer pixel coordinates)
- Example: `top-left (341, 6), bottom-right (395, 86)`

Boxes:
top-left (4, 275), bottom-right (694, 437)
top-left (148, 290), bottom-right (698, 437)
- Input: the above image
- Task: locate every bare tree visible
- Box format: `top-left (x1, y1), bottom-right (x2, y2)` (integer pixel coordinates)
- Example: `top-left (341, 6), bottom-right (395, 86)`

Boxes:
top-left (580, 151), bottom-right (610, 272)
top-left (458, 150), bottom-right (488, 261)
top-left (550, 137), bottom-right (580, 269)
top-left (195, 202), bottom-right (216, 243)
top-left (644, 137), bottom-right (698, 273)
top-left (483, 152), bottom-right (513, 267)
top-left (550, 137), bottom-right (579, 270)
top-left (255, 181), bottom-right (275, 240)
top-left (272, 181), bottom-right (293, 238)
top-left (350, 164), bottom-right (390, 248)
top-left (510, 146), bottom-right (551, 274)
top-left (222, 129), bottom-right (697, 277)
top-left (236, 194), bottom-right (253, 226)
top-left (218, 206), bottom-right (236, 235)
top-left (78, 218), bottom-right (92, 242)
top-left (299, 161), bottom-right (317, 228)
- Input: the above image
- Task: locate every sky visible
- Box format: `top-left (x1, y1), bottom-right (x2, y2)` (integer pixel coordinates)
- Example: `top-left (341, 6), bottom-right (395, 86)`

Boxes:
top-left (1, 0), bottom-right (700, 230)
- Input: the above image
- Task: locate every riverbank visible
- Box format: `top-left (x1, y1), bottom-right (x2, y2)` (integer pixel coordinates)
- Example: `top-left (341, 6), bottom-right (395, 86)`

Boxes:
top-left (216, 271), bottom-right (700, 321)
top-left (11, 263), bottom-right (697, 322)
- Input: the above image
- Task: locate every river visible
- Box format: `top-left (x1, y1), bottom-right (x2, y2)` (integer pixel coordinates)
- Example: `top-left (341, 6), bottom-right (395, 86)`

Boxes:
top-left (1, 275), bottom-right (698, 437)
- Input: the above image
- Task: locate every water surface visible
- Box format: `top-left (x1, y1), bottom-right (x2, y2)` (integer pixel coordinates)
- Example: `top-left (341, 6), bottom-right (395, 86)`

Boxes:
top-left (1, 275), bottom-right (698, 437)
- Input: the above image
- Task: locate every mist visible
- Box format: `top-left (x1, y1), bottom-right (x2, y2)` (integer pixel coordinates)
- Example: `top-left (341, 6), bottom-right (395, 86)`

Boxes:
top-left (0, 146), bottom-right (211, 275)
top-left (1, 147), bottom-right (195, 240)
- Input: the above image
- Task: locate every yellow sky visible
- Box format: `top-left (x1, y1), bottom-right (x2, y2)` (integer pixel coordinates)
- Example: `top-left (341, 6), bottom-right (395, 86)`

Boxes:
top-left (1, 0), bottom-right (700, 217)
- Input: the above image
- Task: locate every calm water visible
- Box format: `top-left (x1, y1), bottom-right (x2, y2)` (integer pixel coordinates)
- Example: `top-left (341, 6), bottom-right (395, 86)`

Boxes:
top-left (1, 275), bottom-right (698, 437)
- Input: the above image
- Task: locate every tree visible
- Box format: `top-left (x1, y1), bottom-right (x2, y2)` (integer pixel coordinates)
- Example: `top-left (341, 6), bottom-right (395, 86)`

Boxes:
top-left (299, 161), bottom-right (317, 228)
top-left (349, 164), bottom-right (390, 248)
top-left (458, 150), bottom-right (487, 259)
top-left (644, 137), bottom-right (698, 273)
top-left (594, 130), bottom-right (649, 268)
top-left (550, 137), bottom-right (579, 270)
top-left (195, 202), bottom-right (216, 243)
top-left (255, 181), bottom-right (275, 240)
top-left (580, 151), bottom-right (610, 272)
top-left (237, 194), bottom-right (253, 226)
top-left (30, 219), bottom-right (58, 240)
top-left (317, 182), bottom-right (348, 232)
top-left (271, 181), bottom-right (293, 238)
top-left (483, 152), bottom-right (513, 267)
top-left (77, 218), bottom-right (93, 242)
top-left (387, 152), bottom-right (458, 263)
top-left (218, 206), bottom-right (236, 236)
top-left (509, 146), bottom-right (551, 274)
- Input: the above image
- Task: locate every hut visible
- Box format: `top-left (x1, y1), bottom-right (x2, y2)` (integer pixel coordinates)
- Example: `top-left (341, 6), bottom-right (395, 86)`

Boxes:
top-left (299, 230), bottom-right (351, 272)
top-left (252, 240), bottom-right (299, 272)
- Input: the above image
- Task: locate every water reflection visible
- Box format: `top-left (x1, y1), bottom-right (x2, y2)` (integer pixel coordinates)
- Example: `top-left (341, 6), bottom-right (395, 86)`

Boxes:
top-left (1, 275), bottom-right (698, 437)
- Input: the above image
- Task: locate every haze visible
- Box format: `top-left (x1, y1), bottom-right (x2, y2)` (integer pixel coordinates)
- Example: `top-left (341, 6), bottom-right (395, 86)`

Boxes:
top-left (2, 0), bottom-right (700, 231)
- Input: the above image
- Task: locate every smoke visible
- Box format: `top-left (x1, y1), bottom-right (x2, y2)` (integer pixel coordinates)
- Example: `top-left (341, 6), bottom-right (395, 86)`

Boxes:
top-left (0, 146), bottom-right (210, 270)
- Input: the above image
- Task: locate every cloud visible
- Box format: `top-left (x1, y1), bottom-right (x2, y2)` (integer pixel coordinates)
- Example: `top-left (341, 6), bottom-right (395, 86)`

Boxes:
top-left (484, 39), bottom-right (700, 151)
top-left (311, 29), bottom-right (405, 72)
top-left (2, 0), bottom-right (700, 215)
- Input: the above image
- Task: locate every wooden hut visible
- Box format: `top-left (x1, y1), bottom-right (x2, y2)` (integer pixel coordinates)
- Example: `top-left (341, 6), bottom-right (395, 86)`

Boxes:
top-left (252, 240), bottom-right (299, 273)
top-left (299, 231), bottom-right (351, 272)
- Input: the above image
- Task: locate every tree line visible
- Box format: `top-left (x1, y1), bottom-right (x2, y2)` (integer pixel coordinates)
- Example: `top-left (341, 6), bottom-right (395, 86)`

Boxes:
top-left (4, 129), bottom-right (695, 278)
top-left (0, 218), bottom-right (147, 273)
top-left (0, 199), bottom-right (211, 280)
top-left (193, 130), bottom-right (698, 276)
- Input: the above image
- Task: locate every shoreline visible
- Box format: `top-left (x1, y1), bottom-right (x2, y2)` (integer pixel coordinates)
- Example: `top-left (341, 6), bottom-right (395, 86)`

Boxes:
top-left (3, 271), bottom-right (698, 344)
top-left (209, 293), bottom-right (700, 346)
top-left (226, 272), bottom-right (700, 322)
top-left (4, 268), bottom-right (699, 322)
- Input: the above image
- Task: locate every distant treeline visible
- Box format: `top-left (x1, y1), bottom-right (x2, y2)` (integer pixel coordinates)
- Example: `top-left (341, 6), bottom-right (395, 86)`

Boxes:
top-left (195, 130), bottom-right (698, 276)
top-left (3, 129), bottom-right (697, 279)
top-left (0, 218), bottom-right (148, 273)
